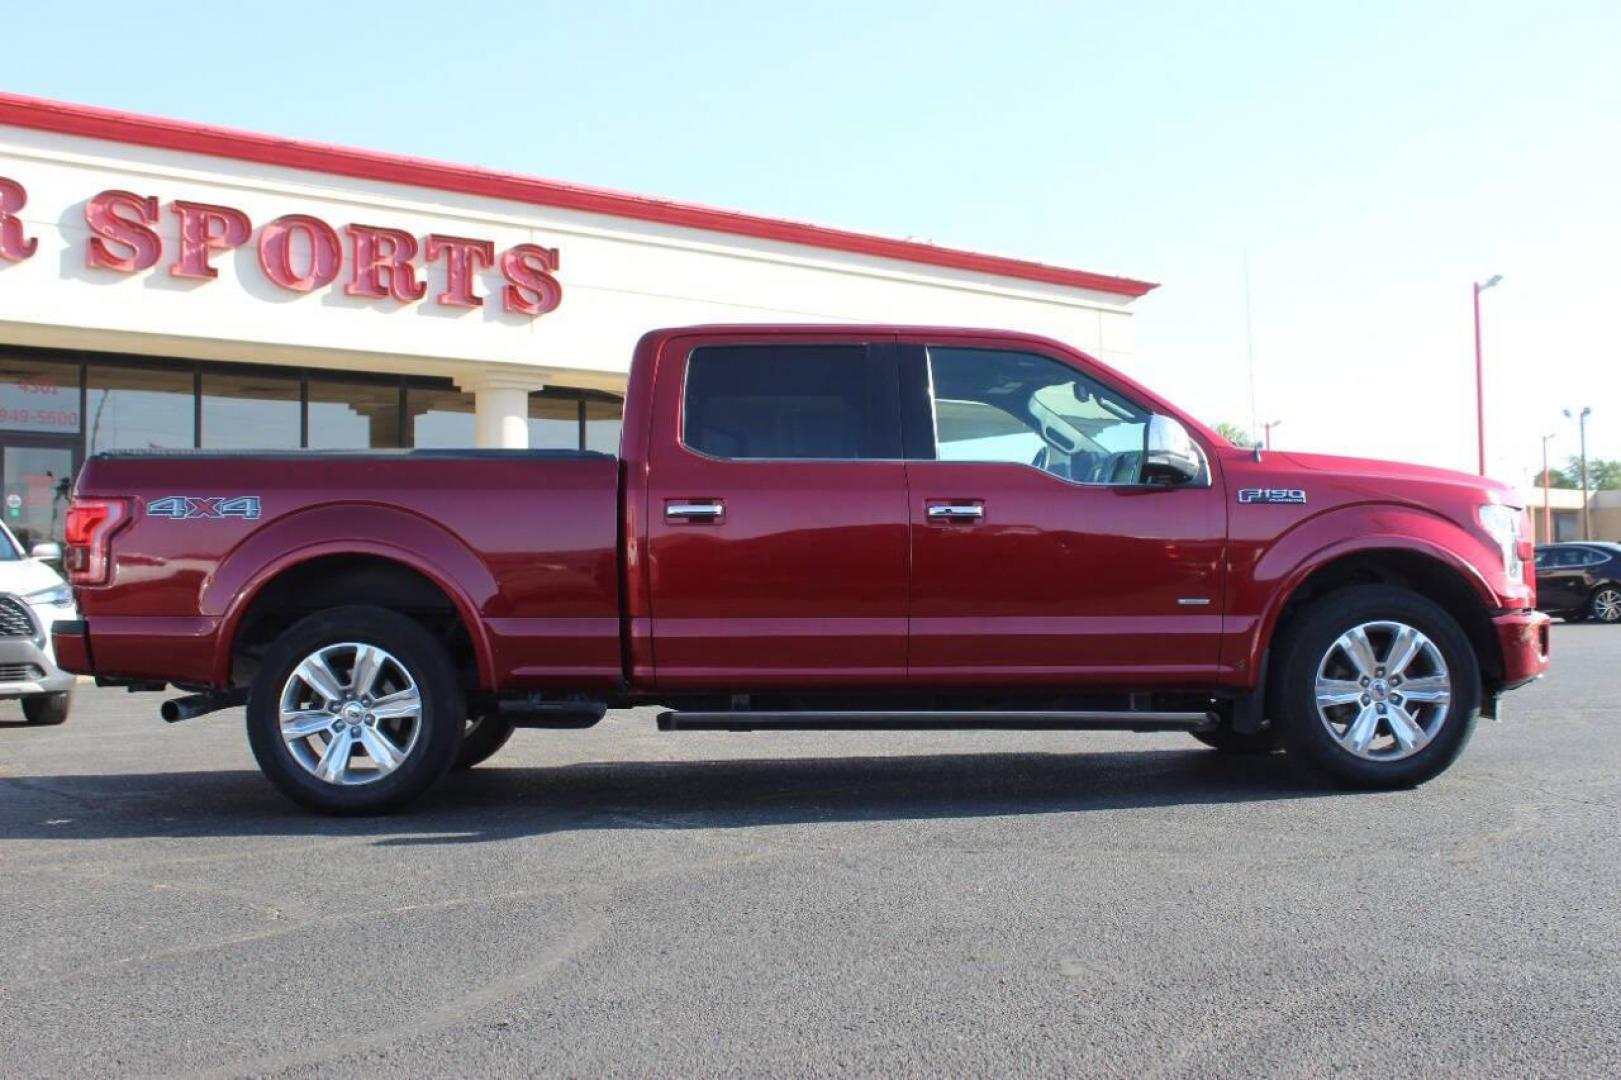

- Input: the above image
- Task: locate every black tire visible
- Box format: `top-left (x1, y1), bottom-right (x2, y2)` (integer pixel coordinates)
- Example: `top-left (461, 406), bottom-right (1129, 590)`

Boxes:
top-left (1588, 585), bottom-right (1621, 624)
top-left (245, 605), bottom-right (464, 815)
top-left (22, 691), bottom-right (71, 726)
top-left (1273, 585), bottom-right (1480, 789)
top-left (452, 713), bottom-right (516, 771)
top-left (1191, 725), bottom-right (1281, 754)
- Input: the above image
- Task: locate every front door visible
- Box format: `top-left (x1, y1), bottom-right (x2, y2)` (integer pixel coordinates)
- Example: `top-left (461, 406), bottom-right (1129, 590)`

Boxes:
top-left (643, 335), bottom-right (910, 689)
top-left (0, 435), bottom-right (79, 551)
top-left (902, 341), bottom-right (1227, 687)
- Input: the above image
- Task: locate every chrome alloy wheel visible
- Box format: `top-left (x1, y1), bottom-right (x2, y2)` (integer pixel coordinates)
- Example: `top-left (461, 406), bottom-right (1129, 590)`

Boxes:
top-left (1593, 588), bottom-right (1621, 623)
top-left (278, 643), bottom-right (423, 786)
top-left (1314, 620), bottom-right (1452, 762)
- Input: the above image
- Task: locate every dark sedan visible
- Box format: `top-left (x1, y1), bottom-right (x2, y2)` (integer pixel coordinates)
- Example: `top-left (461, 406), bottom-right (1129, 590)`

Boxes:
top-left (1535, 542), bottom-right (1621, 623)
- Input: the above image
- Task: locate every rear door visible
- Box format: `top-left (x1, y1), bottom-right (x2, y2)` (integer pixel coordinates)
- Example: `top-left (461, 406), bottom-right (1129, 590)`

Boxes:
top-left (900, 340), bottom-right (1227, 686)
top-left (643, 334), bottom-right (909, 689)
top-left (1536, 547), bottom-right (1587, 610)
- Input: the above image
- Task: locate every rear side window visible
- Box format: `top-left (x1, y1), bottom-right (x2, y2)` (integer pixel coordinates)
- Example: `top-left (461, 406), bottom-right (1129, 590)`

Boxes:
top-left (682, 344), bottom-right (896, 460)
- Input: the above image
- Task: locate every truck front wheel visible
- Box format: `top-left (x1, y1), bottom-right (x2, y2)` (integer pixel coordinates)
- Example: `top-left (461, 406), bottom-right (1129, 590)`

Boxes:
top-left (1273, 585), bottom-right (1480, 789)
top-left (245, 605), bottom-right (464, 814)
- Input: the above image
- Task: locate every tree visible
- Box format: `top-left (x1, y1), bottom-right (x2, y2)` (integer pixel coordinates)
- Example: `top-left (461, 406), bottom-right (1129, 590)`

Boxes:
top-left (1214, 421), bottom-right (1259, 449)
top-left (1543, 456), bottom-right (1621, 491)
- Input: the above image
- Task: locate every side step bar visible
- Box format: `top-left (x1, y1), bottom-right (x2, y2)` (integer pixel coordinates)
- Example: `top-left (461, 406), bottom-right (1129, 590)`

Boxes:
top-left (496, 698), bottom-right (608, 729)
top-left (657, 709), bottom-right (1216, 734)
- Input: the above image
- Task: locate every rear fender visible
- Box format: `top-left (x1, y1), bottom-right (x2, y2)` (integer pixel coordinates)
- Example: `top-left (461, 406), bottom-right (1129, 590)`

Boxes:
top-left (205, 503), bottom-right (499, 688)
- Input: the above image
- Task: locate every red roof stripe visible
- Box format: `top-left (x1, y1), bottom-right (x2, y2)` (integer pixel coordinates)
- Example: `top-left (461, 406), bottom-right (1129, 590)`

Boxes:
top-left (0, 92), bottom-right (1155, 298)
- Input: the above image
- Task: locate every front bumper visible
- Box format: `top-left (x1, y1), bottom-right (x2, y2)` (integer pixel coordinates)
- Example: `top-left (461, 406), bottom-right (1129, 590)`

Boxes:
top-left (1493, 608), bottom-right (1551, 692)
top-left (0, 613), bottom-right (78, 698)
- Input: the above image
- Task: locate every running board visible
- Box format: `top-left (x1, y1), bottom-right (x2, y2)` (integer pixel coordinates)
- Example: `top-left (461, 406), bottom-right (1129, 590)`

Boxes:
top-left (656, 709), bottom-right (1217, 734)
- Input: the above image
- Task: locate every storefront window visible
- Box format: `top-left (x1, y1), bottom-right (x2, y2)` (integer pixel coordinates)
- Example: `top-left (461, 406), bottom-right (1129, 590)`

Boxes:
top-left (86, 364), bottom-right (195, 453)
top-left (0, 355), bottom-right (82, 437)
top-left (585, 399), bottom-right (622, 455)
top-left (309, 376), bottom-right (402, 449)
top-left (201, 369), bottom-right (301, 449)
top-left (409, 384), bottom-right (476, 448)
top-left (528, 394), bottom-right (579, 449)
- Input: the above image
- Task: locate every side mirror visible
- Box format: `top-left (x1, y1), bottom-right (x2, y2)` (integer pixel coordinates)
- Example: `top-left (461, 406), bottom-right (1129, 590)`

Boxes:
top-left (30, 541), bottom-right (62, 563)
top-left (1142, 415), bottom-right (1203, 485)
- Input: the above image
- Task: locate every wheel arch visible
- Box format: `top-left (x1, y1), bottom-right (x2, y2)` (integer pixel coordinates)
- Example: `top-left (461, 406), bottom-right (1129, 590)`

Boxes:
top-left (208, 505), bottom-right (499, 690)
top-left (1259, 542), bottom-right (1503, 694)
top-left (1586, 579), bottom-right (1621, 619)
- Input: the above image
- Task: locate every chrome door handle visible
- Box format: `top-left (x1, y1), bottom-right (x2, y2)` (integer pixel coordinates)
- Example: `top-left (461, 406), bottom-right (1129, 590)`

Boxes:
top-left (926, 503), bottom-right (984, 521)
top-left (666, 502), bottom-right (724, 521)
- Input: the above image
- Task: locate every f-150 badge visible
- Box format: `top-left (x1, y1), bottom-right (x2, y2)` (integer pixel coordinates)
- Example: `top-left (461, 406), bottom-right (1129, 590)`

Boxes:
top-left (146, 495), bottom-right (262, 520)
top-left (1237, 488), bottom-right (1306, 505)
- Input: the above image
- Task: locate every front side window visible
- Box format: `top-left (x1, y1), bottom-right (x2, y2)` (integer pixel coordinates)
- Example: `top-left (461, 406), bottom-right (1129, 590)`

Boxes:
top-left (683, 344), bottom-right (888, 460)
top-left (927, 347), bottom-right (1150, 484)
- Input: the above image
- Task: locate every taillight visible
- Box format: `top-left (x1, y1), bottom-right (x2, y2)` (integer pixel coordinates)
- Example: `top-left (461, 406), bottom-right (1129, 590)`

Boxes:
top-left (64, 497), bottom-right (130, 586)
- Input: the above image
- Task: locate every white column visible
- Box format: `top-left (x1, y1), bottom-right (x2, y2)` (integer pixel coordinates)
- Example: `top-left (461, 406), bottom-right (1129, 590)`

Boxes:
top-left (456, 371), bottom-right (545, 449)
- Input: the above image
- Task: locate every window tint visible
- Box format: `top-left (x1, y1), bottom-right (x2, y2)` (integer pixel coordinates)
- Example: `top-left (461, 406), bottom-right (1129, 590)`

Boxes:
top-left (927, 347), bottom-right (1149, 484)
top-left (409, 384), bottom-right (476, 448)
top-left (308, 376), bottom-right (402, 449)
top-left (683, 345), bottom-right (889, 460)
top-left (87, 364), bottom-right (195, 452)
top-left (1541, 547), bottom-right (1601, 568)
top-left (201, 369), bottom-right (301, 449)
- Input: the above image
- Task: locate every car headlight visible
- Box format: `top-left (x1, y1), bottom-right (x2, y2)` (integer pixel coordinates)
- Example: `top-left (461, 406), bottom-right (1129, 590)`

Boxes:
top-left (23, 584), bottom-right (74, 608)
top-left (1479, 503), bottom-right (1525, 583)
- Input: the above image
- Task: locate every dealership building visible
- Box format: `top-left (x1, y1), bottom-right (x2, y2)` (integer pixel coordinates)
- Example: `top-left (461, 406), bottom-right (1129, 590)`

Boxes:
top-left (0, 92), bottom-right (1154, 551)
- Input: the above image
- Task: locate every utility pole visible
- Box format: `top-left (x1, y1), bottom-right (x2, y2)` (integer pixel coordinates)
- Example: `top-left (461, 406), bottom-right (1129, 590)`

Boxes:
top-left (1565, 407), bottom-right (1592, 541)
top-left (1262, 420), bottom-right (1283, 450)
top-left (1473, 275), bottom-right (1502, 475)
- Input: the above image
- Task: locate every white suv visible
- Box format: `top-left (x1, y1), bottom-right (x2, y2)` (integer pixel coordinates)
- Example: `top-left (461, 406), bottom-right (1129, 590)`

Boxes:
top-left (0, 523), bottom-right (76, 725)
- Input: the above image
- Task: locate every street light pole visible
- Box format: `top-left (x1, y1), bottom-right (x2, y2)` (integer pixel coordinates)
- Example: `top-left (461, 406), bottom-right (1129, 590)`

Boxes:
top-left (1541, 432), bottom-right (1556, 543)
top-left (1565, 407), bottom-right (1592, 541)
top-left (1473, 275), bottom-right (1502, 475)
top-left (1262, 419), bottom-right (1282, 450)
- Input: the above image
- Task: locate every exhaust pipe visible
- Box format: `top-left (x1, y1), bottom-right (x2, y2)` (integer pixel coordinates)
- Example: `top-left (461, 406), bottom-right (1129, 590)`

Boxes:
top-left (160, 690), bottom-right (247, 723)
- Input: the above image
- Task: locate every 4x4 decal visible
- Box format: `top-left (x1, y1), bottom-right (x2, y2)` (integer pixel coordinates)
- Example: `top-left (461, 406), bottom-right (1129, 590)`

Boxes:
top-left (146, 495), bottom-right (262, 520)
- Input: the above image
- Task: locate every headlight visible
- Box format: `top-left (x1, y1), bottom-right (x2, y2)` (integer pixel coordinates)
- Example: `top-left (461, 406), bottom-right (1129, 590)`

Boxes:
top-left (24, 584), bottom-right (73, 608)
top-left (1479, 503), bottom-right (1525, 583)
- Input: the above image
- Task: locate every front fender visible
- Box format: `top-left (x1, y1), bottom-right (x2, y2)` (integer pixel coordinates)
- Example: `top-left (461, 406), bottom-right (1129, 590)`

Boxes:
top-left (1234, 502), bottom-right (1502, 677)
top-left (204, 503), bottom-right (500, 688)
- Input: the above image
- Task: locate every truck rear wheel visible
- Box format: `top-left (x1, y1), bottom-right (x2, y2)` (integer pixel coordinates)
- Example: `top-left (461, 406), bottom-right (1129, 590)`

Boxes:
top-left (452, 713), bottom-right (516, 770)
top-left (1273, 585), bottom-right (1479, 789)
top-left (245, 605), bottom-right (464, 814)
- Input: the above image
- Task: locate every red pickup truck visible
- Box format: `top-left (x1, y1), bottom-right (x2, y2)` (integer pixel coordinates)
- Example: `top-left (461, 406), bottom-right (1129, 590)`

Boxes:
top-left (52, 325), bottom-right (1550, 813)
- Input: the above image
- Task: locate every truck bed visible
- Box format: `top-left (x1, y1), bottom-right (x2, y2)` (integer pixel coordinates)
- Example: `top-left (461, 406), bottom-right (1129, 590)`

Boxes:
top-left (70, 449), bottom-right (624, 690)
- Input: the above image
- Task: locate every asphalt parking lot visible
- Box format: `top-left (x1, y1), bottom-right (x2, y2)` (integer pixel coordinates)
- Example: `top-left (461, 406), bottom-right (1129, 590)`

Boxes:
top-left (1, 625), bottom-right (1617, 1078)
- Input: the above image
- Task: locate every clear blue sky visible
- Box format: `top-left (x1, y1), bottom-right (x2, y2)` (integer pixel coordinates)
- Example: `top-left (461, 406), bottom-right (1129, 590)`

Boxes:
top-left (6, 1), bottom-right (1618, 486)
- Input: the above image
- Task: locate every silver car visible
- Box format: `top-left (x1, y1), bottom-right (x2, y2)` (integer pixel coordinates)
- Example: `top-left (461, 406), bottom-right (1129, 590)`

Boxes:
top-left (0, 523), bottom-right (76, 725)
